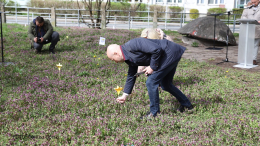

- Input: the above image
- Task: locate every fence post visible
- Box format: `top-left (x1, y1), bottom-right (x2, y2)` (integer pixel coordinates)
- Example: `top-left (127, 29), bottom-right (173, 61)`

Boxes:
top-left (78, 9), bottom-right (80, 27)
top-left (131, 16), bottom-right (132, 29)
top-left (51, 7), bottom-right (56, 27)
top-left (165, 6), bottom-right (167, 30)
top-left (101, 8), bottom-right (106, 29)
top-left (148, 6), bottom-right (150, 28)
top-left (65, 14), bottom-right (67, 26)
top-left (128, 11), bottom-right (130, 30)
top-left (180, 12), bottom-right (183, 28)
top-left (233, 14), bottom-right (236, 33)
top-left (153, 9), bottom-right (158, 29)
top-left (27, 7), bottom-right (29, 25)
top-left (1, 4), bottom-right (6, 23)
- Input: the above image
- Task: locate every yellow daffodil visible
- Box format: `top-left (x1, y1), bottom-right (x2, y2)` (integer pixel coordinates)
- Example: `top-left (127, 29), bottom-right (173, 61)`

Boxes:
top-left (114, 86), bottom-right (123, 96)
top-left (66, 36), bottom-right (69, 39)
top-left (56, 63), bottom-right (62, 71)
top-left (226, 71), bottom-right (229, 73)
top-left (93, 55), bottom-right (96, 58)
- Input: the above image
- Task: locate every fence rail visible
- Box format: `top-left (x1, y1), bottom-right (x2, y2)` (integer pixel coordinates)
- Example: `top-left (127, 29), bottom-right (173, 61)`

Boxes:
top-left (2, 6), bottom-right (242, 32)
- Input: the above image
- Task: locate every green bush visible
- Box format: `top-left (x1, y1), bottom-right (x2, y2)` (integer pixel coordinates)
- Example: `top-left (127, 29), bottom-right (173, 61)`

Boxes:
top-left (168, 6), bottom-right (184, 20)
top-left (207, 8), bottom-right (227, 19)
top-left (232, 8), bottom-right (243, 19)
top-left (190, 9), bottom-right (199, 19)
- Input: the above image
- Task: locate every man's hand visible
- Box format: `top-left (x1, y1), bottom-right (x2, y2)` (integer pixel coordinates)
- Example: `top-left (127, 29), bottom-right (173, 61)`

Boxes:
top-left (258, 21), bottom-right (260, 24)
top-left (39, 37), bottom-right (44, 43)
top-left (156, 28), bottom-right (164, 40)
top-left (34, 37), bottom-right (37, 43)
top-left (143, 66), bottom-right (154, 76)
top-left (116, 94), bottom-right (127, 103)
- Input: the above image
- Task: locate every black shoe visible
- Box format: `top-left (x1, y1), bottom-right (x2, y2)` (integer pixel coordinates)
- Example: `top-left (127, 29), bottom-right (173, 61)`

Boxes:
top-left (140, 112), bottom-right (156, 120)
top-left (49, 49), bottom-right (55, 54)
top-left (178, 105), bottom-right (194, 113)
top-left (34, 48), bottom-right (41, 54)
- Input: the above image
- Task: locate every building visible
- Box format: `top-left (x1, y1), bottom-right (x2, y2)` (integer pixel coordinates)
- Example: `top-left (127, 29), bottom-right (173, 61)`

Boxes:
top-left (14, 0), bottom-right (251, 13)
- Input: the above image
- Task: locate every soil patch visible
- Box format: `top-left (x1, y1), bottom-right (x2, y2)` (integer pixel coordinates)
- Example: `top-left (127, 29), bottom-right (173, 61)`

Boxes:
top-left (173, 36), bottom-right (260, 73)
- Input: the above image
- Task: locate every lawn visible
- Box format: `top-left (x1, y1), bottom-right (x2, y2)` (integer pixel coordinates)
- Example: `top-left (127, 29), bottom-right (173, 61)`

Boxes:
top-left (0, 24), bottom-right (260, 145)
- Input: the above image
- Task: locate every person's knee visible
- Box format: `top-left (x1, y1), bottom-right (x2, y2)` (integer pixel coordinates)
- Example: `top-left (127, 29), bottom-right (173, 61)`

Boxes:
top-left (34, 43), bottom-right (43, 50)
top-left (146, 78), bottom-right (153, 88)
top-left (52, 31), bottom-right (60, 41)
top-left (160, 82), bottom-right (170, 91)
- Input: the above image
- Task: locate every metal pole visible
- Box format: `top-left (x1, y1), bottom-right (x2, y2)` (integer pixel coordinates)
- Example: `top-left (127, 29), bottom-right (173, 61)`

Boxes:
top-left (65, 14), bottom-right (67, 26)
top-left (233, 14), bottom-right (236, 33)
top-left (27, 8), bottom-right (29, 25)
top-left (165, 6), bottom-right (167, 30)
top-left (78, 9), bottom-right (80, 27)
top-left (148, 5), bottom-right (150, 28)
top-left (32, 13), bottom-right (33, 21)
top-left (15, 1), bottom-right (17, 23)
top-left (128, 11), bottom-right (130, 30)
top-left (131, 16), bottom-right (132, 29)
top-left (180, 12), bottom-right (182, 28)
top-left (1, 14), bottom-right (4, 62)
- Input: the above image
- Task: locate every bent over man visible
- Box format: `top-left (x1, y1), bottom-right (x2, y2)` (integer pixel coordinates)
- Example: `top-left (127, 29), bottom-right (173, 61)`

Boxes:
top-left (28, 16), bottom-right (60, 54)
top-left (107, 37), bottom-right (193, 119)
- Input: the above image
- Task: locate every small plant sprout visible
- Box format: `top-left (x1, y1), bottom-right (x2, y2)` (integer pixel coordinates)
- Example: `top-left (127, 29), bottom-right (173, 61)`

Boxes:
top-left (114, 86), bottom-right (123, 96)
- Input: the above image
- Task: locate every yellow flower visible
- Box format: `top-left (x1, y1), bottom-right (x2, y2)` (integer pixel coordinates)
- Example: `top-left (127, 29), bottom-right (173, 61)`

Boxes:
top-left (226, 71), bottom-right (229, 73)
top-left (56, 63), bottom-right (62, 71)
top-left (114, 86), bottom-right (123, 96)
top-left (97, 78), bottom-right (99, 79)
top-left (258, 84), bottom-right (260, 86)
top-left (124, 74), bottom-right (127, 76)
top-left (97, 64), bottom-right (99, 65)
top-left (66, 36), bottom-right (69, 39)
top-left (98, 58), bottom-right (100, 60)
top-left (93, 55), bottom-right (96, 58)
top-left (240, 118), bottom-right (243, 121)
top-left (225, 76), bottom-right (227, 78)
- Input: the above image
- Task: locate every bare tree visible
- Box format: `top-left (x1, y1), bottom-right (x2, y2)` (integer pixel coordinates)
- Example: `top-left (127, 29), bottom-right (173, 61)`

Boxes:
top-left (77, 0), bottom-right (111, 28)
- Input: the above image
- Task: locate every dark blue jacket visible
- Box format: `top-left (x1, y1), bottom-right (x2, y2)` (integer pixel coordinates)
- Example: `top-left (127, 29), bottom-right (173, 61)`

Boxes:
top-left (121, 37), bottom-right (186, 94)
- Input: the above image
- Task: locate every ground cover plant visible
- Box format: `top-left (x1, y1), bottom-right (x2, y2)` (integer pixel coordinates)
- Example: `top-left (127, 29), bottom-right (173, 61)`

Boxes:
top-left (0, 24), bottom-right (260, 145)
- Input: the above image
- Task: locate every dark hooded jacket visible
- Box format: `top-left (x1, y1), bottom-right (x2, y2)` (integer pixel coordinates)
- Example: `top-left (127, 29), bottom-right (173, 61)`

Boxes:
top-left (28, 18), bottom-right (53, 41)
top-left (120, 37), bottom-right (186, 94)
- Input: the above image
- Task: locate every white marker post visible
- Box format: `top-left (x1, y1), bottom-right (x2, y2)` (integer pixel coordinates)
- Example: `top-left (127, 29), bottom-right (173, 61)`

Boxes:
top-left (99, 37), bottom-right (106, 45)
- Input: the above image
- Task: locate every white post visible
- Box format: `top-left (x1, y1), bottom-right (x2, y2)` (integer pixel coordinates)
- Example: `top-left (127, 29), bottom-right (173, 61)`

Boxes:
top-left (244, 22), bottom-right (249, 67)
top-left (15, 0), bottom-right (17, 23)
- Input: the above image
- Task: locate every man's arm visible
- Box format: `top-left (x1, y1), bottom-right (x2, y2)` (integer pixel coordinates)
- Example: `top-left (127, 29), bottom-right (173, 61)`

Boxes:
top-left (43, 20), bottom-right (53, 40)
top-left (123, 65), bottom-right (138, 94)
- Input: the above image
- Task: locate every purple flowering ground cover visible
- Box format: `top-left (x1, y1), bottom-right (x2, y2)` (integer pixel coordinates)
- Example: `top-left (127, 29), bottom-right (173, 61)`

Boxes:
top-left (0, 24), bottom-right (260, 145)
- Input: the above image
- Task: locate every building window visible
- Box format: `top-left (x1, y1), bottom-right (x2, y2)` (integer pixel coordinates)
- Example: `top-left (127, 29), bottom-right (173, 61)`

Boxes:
top-left (156, 0), bottom-right (163, 2)
top-left (208, 0), bottom-right (225, 4)
top-left (173, 0), bottom-right (182, 3)
top-left (197, 0), bottom-right (204, 4)
top-left (167, 0), bottom-right (172, 2)
top-left (240, 0), bottom-right (250, 5)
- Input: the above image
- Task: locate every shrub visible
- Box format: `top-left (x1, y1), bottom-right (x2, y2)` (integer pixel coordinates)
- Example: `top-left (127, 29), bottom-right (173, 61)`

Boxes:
top-left (207, 8), bottom-right (227, 19)
top-left (232, 8), bottom-right (243, 19)
top-left (168, 6), bottom-right (184, 21)
top-left (149, 5), bottom-right (166, 18)
top-left (190, 9), bottom-right (199, 19)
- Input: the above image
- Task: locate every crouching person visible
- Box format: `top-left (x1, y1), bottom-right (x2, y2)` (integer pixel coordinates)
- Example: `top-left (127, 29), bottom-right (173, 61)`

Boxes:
top-left (28, 16), bottom-right (60, 54)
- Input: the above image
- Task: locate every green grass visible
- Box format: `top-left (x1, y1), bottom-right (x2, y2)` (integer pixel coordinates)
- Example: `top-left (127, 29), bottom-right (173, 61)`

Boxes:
top-left (0, 24), bottom-right (260, 145)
